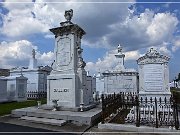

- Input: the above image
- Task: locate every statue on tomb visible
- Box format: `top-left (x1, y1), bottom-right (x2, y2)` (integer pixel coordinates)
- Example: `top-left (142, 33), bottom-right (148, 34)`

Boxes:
top-left (77, 46), bottom-right (83, 57)
top-left (32, 49), bottom-right (36, 59)
top-left (64, 9), bottom-right (73, 22)
top-left (117, 44), bottom-right (123, 54)
top-left (146, 48), bottom-right (160, 57)
top-left (78, 57), bottom-right (86, 68)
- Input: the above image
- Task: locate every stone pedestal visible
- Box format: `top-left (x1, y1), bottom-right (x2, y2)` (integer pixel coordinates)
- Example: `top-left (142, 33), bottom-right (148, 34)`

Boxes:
top-left (47, 74), bottom-right (80, 108)
top-left (29, 58), bottom-right (37, 69)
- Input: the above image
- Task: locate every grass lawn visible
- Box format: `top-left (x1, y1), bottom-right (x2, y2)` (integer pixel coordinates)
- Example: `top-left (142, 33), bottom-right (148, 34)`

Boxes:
top-left (0, 98), bottom-right (46, 116)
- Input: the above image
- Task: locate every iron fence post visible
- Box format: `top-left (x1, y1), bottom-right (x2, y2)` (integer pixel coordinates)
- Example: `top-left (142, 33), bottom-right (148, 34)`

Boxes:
top-left (136, 96), bottom-right (140, 127)
top-left (173, 95), bottom-right (179, 130)
top-left (101, 94), bottom-right (105, 124)
top-left (155, 97), bottom-right (158, 128)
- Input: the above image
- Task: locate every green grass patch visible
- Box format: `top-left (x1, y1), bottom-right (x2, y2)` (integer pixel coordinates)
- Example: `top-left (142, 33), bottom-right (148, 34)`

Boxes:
top-left (170, 87), bottom-right (180, 93)
top-left (170, 88), bottom-right (180, 104)
top-left (0, 98), bottom-right (46, 116)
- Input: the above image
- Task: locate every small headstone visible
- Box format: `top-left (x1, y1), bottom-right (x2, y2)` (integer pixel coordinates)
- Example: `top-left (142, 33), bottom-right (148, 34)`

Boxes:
top-left (0, 78), bottom-right (8, 102)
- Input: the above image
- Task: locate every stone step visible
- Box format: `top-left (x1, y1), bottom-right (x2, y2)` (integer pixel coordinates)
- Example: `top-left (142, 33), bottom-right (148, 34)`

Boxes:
top-left (12, 107), bottom-right (102, 125)
top-left (20, 116), bottom-right (67, 126)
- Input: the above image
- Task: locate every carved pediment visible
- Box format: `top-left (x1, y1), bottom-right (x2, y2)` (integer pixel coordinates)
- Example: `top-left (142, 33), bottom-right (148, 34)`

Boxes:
top-left (138, 58), bottom-right (169, 64)
top-left (137, 48), bottom-right (170, 64)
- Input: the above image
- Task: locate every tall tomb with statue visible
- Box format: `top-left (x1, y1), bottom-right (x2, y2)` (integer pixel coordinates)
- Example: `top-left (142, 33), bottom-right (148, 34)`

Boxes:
top-left (47, 9), bottom-right (92, 109)
top-left (11, 10), bottom-right (101, 126)
top-left (137, 48), bottom-right (171, 99)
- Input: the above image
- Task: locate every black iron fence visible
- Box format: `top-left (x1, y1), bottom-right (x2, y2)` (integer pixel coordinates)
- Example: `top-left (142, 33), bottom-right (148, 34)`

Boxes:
top-left (101, 92), bottom-right (137, 124)
top-left (27, 91), bottom-right (47, 99)
top-left (101, 92), bottom-right (179, 130)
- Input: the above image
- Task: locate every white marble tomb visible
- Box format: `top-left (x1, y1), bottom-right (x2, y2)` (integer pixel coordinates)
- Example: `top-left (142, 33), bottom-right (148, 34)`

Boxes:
top-left (47, 9), bottom-right (93, 108)
top-left (137, 48), bottom-right (171, 99)
top-left (126, 48), bottom-right (172, 122)
top-left (0, 75), bottom-right (28, 102)
top-left (10, 49), bottom-right (52, 95)
top-left (98, 45), bottom-right (138, 94)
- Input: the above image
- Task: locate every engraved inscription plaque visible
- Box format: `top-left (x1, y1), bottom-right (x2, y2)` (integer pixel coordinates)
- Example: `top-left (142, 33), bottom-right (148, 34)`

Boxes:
top-left (107, 76), bottom-right (135, 93)
top-left (56, 37), bottom-right (71, 66)
top-left (144, 64), bottom-right (163, 91)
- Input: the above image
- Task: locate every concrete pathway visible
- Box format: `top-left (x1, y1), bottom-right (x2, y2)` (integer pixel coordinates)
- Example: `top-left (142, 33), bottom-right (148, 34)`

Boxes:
top-left (0, 115), bottom-right (88, 133)
top-left (0, 122), bottom-right (51, 132)
top-left (0, 115), bottom-right (180, 135)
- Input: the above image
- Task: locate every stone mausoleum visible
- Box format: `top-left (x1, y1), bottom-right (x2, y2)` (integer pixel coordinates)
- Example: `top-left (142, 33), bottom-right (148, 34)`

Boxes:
top-left (96, 45), bottom-right (138, 95)
top-left (47, 9), bottom-right (94, 109)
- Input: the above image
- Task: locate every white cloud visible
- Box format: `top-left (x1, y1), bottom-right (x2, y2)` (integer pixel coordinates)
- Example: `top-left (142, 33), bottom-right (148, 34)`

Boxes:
top-left (1, 0), bottom-right (134, 40)
top-left (159, 46), bottom-right (171, 56)
top-left (1, 2), bottom-right (178, 51)
top-left (1, 16), bottom-right (49, 37)
top-left (125, 50), bottom-right (142, 60)
top-left (172, 36), bottom-right (180, 52)
top-left (146, 12), bottom-right (178, 43)
top-left (44, 34), bottom-right (54, 39)
top-left (0, 40), bottom-right (54, 68)
top-left (0, 40), bottom-right (33, 59)
top-left (1, 1), bottom-right (58, 37)
top-left (37, 51), bottom-right (54, 66)
top-left (105, 9), bottom-right (179, 51)
top-left (86, 52), bottom-right (116, 73)
top-left (3, 0), bottom-right (33, 10)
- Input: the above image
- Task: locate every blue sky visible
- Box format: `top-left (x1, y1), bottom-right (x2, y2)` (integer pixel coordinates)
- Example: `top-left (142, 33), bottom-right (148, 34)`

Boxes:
top-left (0, 0), bottom-right (180, 81)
